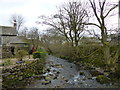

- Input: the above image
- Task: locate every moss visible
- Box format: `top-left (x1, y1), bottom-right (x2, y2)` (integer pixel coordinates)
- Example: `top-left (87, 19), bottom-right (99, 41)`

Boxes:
top-left (2, 59), bottom-right (46, 88)
top-left (96, 75), bottom-right (111, 84)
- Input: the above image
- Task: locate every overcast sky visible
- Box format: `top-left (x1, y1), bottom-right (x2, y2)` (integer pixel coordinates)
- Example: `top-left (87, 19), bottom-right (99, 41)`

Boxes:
top-left (0, 0), bottom-right (118, 33)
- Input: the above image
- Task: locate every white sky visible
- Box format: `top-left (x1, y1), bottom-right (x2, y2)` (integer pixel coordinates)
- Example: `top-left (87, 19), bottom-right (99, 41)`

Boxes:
top-left (0, 0), bottom-right (119, 33)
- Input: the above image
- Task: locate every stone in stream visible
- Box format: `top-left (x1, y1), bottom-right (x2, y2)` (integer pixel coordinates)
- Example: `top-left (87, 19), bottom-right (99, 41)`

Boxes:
top-left (53, 76), bottom-right (57, 79)
top-left (45, 76), bottom-right (52, 81)
top-left (53, 70), bottom-right (56, 72)
top-left (79, 72), bottom-right (85, 75)
top-left (82, 78), bottom-right (86, 81)
top-left (62, 76), bottom-right (65, 79)
top-left (41, 80), bottom-right (51, 85)
top-left (87, 77), bottom-right (92, 79)
top-left (56, 71), bottom-right (60, 74)
top-left (89, 70), bottom-right (104, 76)
top-left (54, 64), bottom-right (63, 68)
top-left (65, 79), bottom-right (68, 82)
top-left (46, 68), bottom-right (51, 72)
top-left (49, 73), bottom-right (54, 76)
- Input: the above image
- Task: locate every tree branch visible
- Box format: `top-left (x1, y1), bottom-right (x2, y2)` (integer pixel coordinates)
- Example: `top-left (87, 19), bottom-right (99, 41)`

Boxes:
top-left (104, 4), bottom-right (118, 18)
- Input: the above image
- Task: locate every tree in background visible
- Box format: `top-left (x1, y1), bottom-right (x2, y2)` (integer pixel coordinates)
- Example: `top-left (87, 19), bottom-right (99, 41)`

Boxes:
top-left (85, 0), bottom-right (118, 65)
top-left (10, 14), bottom-right (25, 34)
top-left (27, 27), bottom-right (40, 49)
top-left (38, 1), bottom-right (89, 47)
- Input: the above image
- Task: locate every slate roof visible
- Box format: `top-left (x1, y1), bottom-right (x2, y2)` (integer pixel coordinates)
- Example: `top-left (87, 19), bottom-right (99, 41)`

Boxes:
top-left (9, 36), bottom-right (28, 44)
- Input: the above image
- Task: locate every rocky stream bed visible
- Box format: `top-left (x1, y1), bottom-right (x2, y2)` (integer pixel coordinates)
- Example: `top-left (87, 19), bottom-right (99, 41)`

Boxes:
top-left (25, 55), bottom-right (115, 88)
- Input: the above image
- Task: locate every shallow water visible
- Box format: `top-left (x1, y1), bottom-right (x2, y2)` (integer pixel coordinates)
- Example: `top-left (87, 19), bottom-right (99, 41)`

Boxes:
top-left (25, 55), bottom-right (112, 88)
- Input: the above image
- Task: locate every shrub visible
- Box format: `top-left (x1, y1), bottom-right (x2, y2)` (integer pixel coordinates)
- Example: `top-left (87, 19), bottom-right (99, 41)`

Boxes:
top-left (96, 75), bottom-right (111, 84)
top-left (33, 49), bottom-right (47, 59)
top-left (16, 50), bottom-right (28, 61)
top-left (2, 59), bottom-right (12, 66)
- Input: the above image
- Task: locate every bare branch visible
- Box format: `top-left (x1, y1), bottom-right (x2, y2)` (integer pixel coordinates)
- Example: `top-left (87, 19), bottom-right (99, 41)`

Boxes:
top-left (104, 4), bottom-right (118, 18)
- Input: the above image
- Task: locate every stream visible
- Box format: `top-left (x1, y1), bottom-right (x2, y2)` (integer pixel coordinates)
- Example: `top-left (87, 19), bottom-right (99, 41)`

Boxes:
top-left (25, 55), bottom-right (112, 88)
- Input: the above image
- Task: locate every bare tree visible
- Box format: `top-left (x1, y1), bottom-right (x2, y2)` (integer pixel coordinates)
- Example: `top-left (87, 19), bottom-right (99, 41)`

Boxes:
top-left (19, 27), bottom-right (28, 37)
top-left (85, 0), bottom-right (118, 65)
top-left (38, 1), bottom-right (88, 47)
top-left (28, 27), bottom-right (40, 49)
top-left (10, 14), bottom-right (25, 33)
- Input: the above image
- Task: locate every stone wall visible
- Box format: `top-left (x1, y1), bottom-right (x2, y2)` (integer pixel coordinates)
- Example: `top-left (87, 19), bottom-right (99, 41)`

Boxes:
top-left (0, 46), bottom-right (2, 59)
top-left (2, 59), bottom-right (45, 88)
top-left (2, 46), bottom-right (12, 58)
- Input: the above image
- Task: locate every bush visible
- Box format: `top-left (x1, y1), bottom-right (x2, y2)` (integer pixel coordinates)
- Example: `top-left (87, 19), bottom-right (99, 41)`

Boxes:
top-left (16, 50), bottom-right (28, 61)
top-left (2, 59), bottom-right (12, 66)
top-left (96, 75), bottom-right (111, 84)
top-left (33, 49), bottom-right (47, 59)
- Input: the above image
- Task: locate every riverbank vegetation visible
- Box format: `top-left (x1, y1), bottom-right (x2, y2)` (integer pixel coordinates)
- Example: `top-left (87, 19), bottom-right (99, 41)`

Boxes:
top-left (37, 0), bottom-right (120, 86)
top-left (1, 0), bottom-right (119, 88)
top-left (2, 48), bottom-right (47, 89)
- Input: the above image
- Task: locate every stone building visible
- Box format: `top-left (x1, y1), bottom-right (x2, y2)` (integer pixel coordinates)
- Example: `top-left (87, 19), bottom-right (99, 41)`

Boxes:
top-left (0, 23), bottom-right (29, 58)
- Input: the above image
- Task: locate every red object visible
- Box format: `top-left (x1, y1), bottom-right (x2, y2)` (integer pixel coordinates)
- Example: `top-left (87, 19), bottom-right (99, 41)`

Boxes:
top-left (32, 47), bottom-right (35, 52)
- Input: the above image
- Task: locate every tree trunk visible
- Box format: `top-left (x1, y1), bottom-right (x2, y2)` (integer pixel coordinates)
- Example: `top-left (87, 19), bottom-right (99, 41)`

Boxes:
top-left (103, 44), bottom-right (110, 65)
top-left (101, 27), bottom-right (110, 65)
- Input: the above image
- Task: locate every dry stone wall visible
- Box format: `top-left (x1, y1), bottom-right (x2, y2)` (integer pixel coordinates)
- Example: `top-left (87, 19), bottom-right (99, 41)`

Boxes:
top-left (2, 46), bottom-right (12, 58)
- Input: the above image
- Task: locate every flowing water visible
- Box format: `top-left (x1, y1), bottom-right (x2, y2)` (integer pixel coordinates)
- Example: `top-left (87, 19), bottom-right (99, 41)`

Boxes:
top-left (25, 55), bottom-right (112, 88)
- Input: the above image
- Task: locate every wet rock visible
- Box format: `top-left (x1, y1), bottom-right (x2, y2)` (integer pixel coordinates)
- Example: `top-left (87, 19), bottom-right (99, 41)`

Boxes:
top-left (55, 85), bottom-right (60, 88)
top-left (70, 66), bottom-right (72, 68)
top-left (56, 71), bottom-right (60, 74)
top-left (54, 64), bottom-right (63, 68)
top-left (53, 70), bottom-right (56, 72)
top-left (46, 68), bottom-right (51, 72)
top-left (49, 73), bottom-right (54, 76)
top-left (73, 61), bottom-right (76, 64)
top-left (53, 76), bottom-right (57, 79)
top-left (50, 64), bottom-right (54, 67)
top-left (79, 72), bottom-right (85, 75)
top-left (88, 77), bottom-right (92, 79)
top-left (65, 79), bottom-right (68, 82)
top-left (83, 78), bottom-right (86, 81)
top-left (62, 76), bottom-right (65, 79)
top-left (45, 76), bottom-right (51, 81)
top-left (90, 70), bottom-right (104, 76)
top-left (80, 82), bottom-right (83, 84)
top-left (41, 80), bottom-right (51, 85)
top-left (70, 75), bottom-right (74, 77)
top-left (91, 77), bottom-right (96, 80)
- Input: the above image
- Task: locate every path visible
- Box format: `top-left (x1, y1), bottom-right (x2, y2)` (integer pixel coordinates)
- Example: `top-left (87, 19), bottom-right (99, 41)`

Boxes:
top-left (25, 55), bottom-right (112, 88)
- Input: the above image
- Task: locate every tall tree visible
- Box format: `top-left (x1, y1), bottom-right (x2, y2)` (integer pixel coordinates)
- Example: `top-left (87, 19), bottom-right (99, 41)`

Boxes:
top-left (28, 27), bottom-right (40, 48)
top-left (86, 0), bottom-right (118, 65)
top-left (10, 14), bottom-right (25, 33)
top-left (38, 1), bottom-right (88, 47)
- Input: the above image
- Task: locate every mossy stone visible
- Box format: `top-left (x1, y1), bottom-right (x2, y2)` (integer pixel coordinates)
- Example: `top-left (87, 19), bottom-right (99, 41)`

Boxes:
top-left (96, 75), bottom-right (111, 84)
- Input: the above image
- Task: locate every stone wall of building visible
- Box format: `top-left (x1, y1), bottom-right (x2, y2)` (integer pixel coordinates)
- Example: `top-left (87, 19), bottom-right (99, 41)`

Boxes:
top-left (0, 45), bottom-right (2, 58)
top-left (2, 46), bottom-right (12, 58)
